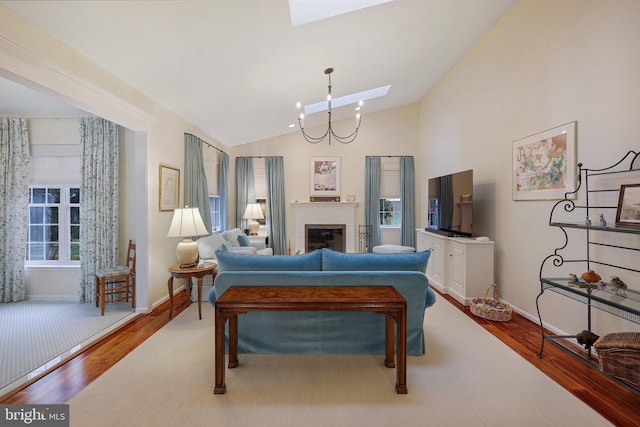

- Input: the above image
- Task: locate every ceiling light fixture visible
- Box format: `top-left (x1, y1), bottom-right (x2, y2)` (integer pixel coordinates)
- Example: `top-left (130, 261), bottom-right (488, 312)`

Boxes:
top-left (296, 68), bottom-right (363, 145)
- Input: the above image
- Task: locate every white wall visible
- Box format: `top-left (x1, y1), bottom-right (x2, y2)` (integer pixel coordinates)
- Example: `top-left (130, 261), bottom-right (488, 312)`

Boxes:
top-left (0, 5), bottom-right (231, 310)
top-left (230, 103), bottom-right (421, 251)
top-left (418, 0), bottom-right (640, 335)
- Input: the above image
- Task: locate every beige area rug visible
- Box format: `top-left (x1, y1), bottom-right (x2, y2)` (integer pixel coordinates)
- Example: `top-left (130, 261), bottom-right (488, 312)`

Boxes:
top-left (68, 298), bottom-right (610, 427)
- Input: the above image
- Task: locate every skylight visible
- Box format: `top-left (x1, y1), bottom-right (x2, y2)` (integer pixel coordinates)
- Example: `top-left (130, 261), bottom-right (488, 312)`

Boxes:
top-left (303, 85), bottom-right (391, 115)
top-left (288, 0), bottom-right (393, 26)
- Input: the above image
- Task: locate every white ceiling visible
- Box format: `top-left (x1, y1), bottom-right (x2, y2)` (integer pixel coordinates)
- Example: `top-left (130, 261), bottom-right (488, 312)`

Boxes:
top-left (0, 0), bottom-right (516, 147)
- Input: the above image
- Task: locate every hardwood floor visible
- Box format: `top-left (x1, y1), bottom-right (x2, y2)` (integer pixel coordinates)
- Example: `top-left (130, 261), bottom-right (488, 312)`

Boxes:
top-left (2, 288), bottom-right (639, 425)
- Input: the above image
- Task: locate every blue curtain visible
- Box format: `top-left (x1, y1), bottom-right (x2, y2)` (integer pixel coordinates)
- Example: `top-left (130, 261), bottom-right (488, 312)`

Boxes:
top-left (400, 156), bottom-right (415, 248)
top-left (364, 157), bottom-right (381, 250)
top-left (265, 157), bottom-right (286, 255)
top-left (235, 157), bottom-right (254, 229)
top-left (219, 152), bottom-right (229, 231)
top-left (78, 117), bottom-right (119, 303)
top-left (0, 117), bottom-right (30, 302)
top-left (184, 134), bottom-right (212, 232)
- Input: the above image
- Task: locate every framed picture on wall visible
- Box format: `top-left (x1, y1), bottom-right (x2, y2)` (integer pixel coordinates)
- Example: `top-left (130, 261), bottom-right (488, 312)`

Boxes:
top-left (159, 164), bottom-right (180, 211)
top-left (512, 121), bottom-right (577, 200)
top-left (310, 157), bottom-right (340, 197)
top-left (615, 184), bottom-right (640, 228)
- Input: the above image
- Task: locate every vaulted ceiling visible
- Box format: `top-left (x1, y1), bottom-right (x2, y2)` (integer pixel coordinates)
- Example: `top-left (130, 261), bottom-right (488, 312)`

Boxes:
top-left (0, 0), bottom-right (516, 146)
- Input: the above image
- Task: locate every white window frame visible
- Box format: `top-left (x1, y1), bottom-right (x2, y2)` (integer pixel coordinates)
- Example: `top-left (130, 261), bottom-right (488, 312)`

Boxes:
top-left (26, 185), bottom-right (80, 265)
top-left (209, 195), bottom-right (221, 232)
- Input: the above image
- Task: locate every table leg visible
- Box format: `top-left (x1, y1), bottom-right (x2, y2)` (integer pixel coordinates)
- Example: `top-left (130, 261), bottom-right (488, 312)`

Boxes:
top-left (214, 307), bottom-right (226, 394)
top-left (395, 307), bottom-right (407, 394)
top-left (168, 276), bottom-right (174, 320)
top-left (384, 315), bottom-right (395, 368)
top-left (196, 277), bottom-right (203, 320)
top-left (228, 315), bottom-right (239, 368)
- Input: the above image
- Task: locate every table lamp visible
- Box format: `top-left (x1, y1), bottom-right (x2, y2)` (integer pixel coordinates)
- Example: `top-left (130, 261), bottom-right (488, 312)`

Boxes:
top-left (242, 203), bottom-right (264, 235)
top-left (167, 207), bottom-right (209, 267)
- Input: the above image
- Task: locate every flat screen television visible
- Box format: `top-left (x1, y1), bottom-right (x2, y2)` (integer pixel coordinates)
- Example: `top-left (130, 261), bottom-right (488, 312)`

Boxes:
top-left (427, 169), bottom-right (473, 237)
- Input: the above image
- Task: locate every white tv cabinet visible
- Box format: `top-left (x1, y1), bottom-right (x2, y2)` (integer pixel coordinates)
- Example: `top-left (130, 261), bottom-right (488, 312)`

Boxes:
top-left (416, 229), bottom-right (495, 306)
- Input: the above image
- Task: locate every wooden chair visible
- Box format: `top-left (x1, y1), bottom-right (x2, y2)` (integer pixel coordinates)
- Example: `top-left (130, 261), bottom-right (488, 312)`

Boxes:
top-left (95, 240), bottom-right (136, 316)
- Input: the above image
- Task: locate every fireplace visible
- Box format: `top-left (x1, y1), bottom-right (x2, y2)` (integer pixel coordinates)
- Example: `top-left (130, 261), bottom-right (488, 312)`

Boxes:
top-left (291, 201), bottom-right (358, 253)
top-left (305, 224), bottom-right (346, 252)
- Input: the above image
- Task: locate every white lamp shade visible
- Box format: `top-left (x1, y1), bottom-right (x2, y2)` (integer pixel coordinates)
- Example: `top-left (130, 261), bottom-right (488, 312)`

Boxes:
top-left (167, 207), bottom-right (209, 238)
top-left (167, 207), bottom-right (209, 266)
top-left (242, 203), bottom-right (264, 220)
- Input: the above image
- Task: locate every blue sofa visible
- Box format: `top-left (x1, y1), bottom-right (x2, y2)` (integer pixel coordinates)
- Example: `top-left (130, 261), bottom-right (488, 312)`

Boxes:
top-left (208, 248), bottom-right (436, 356)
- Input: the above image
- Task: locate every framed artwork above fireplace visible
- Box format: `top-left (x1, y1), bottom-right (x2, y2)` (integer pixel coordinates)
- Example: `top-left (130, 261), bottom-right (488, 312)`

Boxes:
top-left (310, 157), bottom-right (340, 196)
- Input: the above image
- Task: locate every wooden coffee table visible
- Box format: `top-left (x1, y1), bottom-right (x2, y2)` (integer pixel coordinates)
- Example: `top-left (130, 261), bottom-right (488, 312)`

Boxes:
top-left (214, 285), bottom-right (407, 394)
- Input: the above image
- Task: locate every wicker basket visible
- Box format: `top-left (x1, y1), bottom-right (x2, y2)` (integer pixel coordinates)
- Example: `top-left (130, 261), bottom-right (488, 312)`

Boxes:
top-left (594, 332), bottom-right (640, 389)
top-left (470, 284), bottom-right (512, 322)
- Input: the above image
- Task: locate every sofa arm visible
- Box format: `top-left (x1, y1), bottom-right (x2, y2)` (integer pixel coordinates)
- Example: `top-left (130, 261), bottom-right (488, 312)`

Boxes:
top-left (247, 234), bottom-right (268, 250)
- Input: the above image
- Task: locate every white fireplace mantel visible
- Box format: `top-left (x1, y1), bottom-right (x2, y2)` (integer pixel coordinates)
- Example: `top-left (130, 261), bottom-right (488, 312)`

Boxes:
top-left (291, 202), bottom-right (359, 253)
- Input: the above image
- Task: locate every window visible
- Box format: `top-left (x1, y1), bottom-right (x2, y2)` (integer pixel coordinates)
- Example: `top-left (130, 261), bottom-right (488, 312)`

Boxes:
top-left (209, 196), bottom-right (221, 232)
top-left (380, 198), bottom-right (402, 226)
top-left (379, 157), bottom-right (401, 227)
top-left (26, 186), bottom-right (80, 263)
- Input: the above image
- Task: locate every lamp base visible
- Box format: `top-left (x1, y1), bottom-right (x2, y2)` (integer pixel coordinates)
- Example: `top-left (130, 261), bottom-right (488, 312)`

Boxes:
top-left (176, 238), bottom-right (199, 266)
top-left (248, 220), bottom-right (259, 236)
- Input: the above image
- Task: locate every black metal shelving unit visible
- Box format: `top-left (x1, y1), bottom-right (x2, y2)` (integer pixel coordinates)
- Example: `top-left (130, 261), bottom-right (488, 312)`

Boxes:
top-left (536, 150), bottom-right (640, 392)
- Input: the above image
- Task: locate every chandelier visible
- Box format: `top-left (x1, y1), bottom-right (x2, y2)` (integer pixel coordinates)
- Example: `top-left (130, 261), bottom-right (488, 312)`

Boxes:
top-left (296, 68), bottom-right (363, 144)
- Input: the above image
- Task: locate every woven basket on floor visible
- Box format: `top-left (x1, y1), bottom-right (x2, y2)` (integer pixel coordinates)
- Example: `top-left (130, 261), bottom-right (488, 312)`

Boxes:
top-left (594, 332), bottom-right (640, 389)
top-left (470, 284), bottom-right (512, 322)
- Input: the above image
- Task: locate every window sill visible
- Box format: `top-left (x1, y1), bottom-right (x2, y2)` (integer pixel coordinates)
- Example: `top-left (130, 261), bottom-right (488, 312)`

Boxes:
top-left (25, 264), bottom-right (80, 270)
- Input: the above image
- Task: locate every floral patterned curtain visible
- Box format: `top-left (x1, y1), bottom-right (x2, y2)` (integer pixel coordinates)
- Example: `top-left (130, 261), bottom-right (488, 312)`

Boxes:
top-left (0, 117), bottom-right (30, 302)
top-left (78, 117), bottom-right (120, 303)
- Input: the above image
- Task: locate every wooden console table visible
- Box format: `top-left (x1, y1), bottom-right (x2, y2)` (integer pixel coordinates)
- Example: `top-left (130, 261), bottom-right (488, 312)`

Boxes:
top-left (167, 264), bottom-right (217, 320)
top-left (214, 285), bottom-right (407, 394)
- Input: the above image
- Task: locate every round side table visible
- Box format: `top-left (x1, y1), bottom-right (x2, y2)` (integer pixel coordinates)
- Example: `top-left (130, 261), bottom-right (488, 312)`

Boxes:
top-left (167, 264), bottom-right (217, 320)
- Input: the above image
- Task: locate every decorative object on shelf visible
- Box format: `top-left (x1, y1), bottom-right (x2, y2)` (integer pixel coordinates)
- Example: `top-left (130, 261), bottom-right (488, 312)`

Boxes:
top-left (599, 213), bottom-right (607, 227)
top-left (166, 207), bottom-right (209, 267)
top-left (576, 330), bottom-right (600, 350)
top-left (584, 216), bottom-right (592, 226)
top-left (609, 276), bottom-right (628, 296)
top-left (568, 273), bottom-right (598, 289)
top-left (159, 164), bottom-right (180, 211)
top-left (594, 332), bottom-right (640, 389)
top-left (615, 183), bottom-right (640, 228)
top-left (242, 203), bottom-right (264, 235)
top-left (296, 67), bottom-right (363, 145)
top-left (470, 284), bottom-right (512, 322)
top-left (512, 121), bottom-right (577, 200)
top-left (310, 157), bottom-right (340, 196)
top-left (581, 270), bottom-right (601, 283)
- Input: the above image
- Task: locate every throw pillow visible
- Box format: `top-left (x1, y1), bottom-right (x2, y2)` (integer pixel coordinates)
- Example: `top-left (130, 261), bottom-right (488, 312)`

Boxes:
top-left (221, 228), bottom-right (242, 247)
top-left (197, 233), bottom-right (227, 259)
top-left (237, 233), bottom-right (251, 247)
